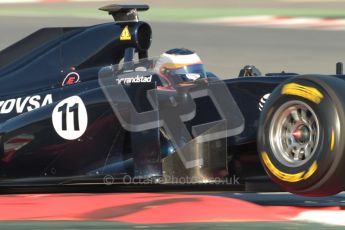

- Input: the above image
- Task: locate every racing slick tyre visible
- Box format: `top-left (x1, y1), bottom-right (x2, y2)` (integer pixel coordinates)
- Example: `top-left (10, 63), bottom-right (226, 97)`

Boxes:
top-left (257, 75), bottom-right (345, 196)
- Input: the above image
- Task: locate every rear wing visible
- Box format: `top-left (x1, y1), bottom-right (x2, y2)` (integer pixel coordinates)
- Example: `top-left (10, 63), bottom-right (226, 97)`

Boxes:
top-left (99, 4), bottom-right (149, 23)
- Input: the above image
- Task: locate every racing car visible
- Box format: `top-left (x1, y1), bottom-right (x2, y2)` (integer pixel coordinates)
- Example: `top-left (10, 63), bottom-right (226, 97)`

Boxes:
top-left (0, 4), bottom-right (344, 197)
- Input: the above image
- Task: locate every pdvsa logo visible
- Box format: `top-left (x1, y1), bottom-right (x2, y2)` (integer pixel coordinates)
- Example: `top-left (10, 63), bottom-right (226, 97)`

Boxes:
top-left (0, 94), bottom-right (53, 114)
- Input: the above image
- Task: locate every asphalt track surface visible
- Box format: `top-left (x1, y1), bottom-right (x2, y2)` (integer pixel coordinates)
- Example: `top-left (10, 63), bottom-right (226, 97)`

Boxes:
top-left (1, 13), bottom-right (345, 230)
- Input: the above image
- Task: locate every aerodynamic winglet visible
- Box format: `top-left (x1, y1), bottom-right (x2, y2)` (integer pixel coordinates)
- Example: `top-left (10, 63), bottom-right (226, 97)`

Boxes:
top-left (99, 4), bottom-right (149, 23)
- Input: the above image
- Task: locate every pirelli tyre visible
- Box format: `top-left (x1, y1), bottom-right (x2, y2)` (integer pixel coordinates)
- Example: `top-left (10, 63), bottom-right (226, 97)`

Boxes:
top-left (257, 75), bottom-right (345, 196)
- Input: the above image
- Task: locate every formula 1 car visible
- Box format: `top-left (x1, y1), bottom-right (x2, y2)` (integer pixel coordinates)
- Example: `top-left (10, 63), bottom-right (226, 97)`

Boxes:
top-left (0, 4), bottom-right (344, 197)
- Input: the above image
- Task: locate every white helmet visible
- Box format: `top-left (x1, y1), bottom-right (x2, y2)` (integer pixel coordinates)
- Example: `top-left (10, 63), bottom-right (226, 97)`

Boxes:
top-left (155, 48), bottom-right (206, 86)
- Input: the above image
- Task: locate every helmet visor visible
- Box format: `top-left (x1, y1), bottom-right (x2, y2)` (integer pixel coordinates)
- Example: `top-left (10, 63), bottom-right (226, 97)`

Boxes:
top-left (163, 63), bottom-right (206, 82)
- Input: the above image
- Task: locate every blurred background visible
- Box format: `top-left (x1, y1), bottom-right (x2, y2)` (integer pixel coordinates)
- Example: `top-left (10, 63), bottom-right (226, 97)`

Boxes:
top-left (1, 0), bottom-right (345, 77)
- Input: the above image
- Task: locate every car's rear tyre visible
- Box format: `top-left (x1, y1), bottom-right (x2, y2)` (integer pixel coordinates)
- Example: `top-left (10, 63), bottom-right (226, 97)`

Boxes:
top-left (258, 75), bottom-right (345, 196)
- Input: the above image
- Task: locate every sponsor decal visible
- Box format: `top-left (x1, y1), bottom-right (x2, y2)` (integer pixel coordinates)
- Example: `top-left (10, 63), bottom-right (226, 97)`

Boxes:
top-left (0, 94), bottom-right (53, 114)
top-left (120, 25), bottom-right (131, 41)
top-left (261, 151), bottom-right (318, 182)
top-left (62, 72), bottom-right (80, 86)
top-left (258, 93), bottom-right (270, 111)
top-left (52, 96), bottom-right (88, 140)
top-left (117, 75), bottom-right (152, 85)
top-left (282, 83), bottom-right (323, 104)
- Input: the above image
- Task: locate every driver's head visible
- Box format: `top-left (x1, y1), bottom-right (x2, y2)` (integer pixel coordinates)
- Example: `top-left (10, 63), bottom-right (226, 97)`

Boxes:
top-left (155, 48), bottom-right (206, 86)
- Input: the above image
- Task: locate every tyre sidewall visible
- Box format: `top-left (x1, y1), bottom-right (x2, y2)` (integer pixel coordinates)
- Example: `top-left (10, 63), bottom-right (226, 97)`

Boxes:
top-left (258, 76), bottom-right (345, 195)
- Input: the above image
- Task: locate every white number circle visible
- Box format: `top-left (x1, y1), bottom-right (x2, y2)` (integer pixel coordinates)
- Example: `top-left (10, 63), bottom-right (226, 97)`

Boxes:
top-left (52, 96), bottom-right (88, 140)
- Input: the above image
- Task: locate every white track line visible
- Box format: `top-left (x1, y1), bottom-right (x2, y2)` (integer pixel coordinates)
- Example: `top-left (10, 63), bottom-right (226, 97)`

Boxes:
top-left (293, 210), bottom-right (345, 226)
top-left (201, 16), bottom-right (345, 30)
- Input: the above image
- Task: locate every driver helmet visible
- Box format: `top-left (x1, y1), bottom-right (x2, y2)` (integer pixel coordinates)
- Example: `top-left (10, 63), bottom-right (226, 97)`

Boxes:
top-left (155, 48), bottom-right (206, 87)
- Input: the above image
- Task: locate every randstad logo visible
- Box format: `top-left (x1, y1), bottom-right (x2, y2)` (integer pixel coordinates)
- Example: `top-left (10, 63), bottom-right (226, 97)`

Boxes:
top-left (116, 75), bottom-right (152, 85)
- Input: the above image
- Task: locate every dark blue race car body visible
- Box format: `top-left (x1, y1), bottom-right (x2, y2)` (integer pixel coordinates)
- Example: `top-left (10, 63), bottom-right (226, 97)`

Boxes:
top-left (1, 5), bottom-right (345, 196)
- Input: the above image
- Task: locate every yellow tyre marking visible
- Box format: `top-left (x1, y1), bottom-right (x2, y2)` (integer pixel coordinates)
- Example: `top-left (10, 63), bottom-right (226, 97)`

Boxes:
top-left (282, 83), bottom-right (323, 104)
top-left (303, 161), bottom-right (318, 180)
top-left (261, 152), bottom-right (318, 183)
top-left (330, 129), bottom-right (335, 151)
